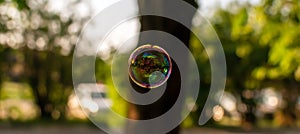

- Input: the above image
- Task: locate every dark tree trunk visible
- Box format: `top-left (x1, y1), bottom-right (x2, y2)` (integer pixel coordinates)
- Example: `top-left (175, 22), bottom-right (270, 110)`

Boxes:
top-left (27, 50), bottom-right (52, 120)
top-left (127, 1), bottom-right (198, 133)
top-left (281, 80), bottom-right (298, 127)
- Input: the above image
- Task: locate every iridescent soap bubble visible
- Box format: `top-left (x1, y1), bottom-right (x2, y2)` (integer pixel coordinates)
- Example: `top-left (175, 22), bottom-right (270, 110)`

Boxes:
top-left (128, 44), bottom-right (172, 88)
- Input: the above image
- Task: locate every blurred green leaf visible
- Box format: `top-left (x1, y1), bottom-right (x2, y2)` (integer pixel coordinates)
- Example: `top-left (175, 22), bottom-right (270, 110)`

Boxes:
top-left (13, 0), bottom-right (29, 9)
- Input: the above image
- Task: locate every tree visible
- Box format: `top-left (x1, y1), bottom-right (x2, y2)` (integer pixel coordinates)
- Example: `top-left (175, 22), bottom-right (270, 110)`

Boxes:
top-left (190, 0), bottom-right (300, 127)
top-left (127, 0), bottom-right (198, 133)
top-left (0, 0), bottom-right (90, 120)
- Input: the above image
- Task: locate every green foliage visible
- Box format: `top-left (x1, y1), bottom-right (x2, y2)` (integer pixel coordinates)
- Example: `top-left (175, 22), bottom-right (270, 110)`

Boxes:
top-left (13, 0), bottom-right (29, 9)
top-left (0, 0), bottom-right (91, 120)
top-left (0, 81), bottom-right (34, 100)
top-left (193, 0), bottom-right (300, 89)
top-left (188, 0), bottom-right (300, 127)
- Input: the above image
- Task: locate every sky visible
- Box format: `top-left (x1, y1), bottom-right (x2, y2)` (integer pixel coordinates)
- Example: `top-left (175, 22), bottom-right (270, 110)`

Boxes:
top-left (88, 0), bottom-right (262, 16)
top-left (47, 0), bottom-right (262, 18)
top-left (47, 0), bottom-right (262, 57)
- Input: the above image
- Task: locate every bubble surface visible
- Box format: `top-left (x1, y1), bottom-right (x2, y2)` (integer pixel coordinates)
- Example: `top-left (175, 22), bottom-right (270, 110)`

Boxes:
top-left (128, 44), bottom-right (172, 88)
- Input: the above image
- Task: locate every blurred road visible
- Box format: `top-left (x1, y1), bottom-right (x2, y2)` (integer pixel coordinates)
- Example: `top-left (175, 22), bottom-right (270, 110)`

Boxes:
top-left (0, 124), bottom-right (104, 134)
top-left (1, 124), bottom-right (300, 134)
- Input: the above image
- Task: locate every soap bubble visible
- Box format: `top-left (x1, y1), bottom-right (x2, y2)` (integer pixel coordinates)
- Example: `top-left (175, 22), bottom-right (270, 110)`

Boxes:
top-left (128, 44), bottom-right (172, 88)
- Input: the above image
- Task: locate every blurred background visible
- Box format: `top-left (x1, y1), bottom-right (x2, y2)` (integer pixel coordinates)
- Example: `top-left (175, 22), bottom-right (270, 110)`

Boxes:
top-left (1, 0), bottom-right (300, 133)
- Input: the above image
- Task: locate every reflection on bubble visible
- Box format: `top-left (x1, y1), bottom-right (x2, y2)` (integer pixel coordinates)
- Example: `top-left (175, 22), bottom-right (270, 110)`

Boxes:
top-left (128, 44), bottom-right (172, 88)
